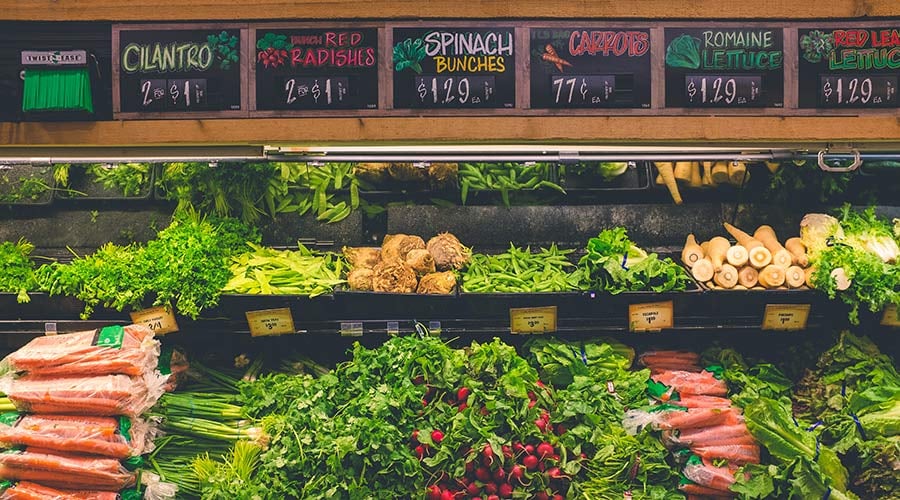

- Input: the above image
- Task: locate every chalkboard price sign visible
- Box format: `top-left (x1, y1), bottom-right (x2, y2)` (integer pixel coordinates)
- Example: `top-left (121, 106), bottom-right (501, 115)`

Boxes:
top-left (664, 28), bottom-right (784, 108)
top-left (117, 27), bottom-right (242, 114)
top-left (685, 75), bottom-right (762, 106)
top-left (530, 28), bottom-right (651, 108)
top-left (254, 28), bottom-right (378, 111)
top-left (798, 27), bottom-right (900, 109)
top-left (393, 27), bottom-right (516, 109)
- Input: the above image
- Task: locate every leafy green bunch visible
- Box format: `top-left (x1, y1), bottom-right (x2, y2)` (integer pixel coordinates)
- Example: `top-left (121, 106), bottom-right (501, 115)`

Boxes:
top-left (578, 228), bottom-right (692, 293)
top-left (0, 238), bottom-right (40, 303)
top-left (86, 163), bottom-right (151, 197)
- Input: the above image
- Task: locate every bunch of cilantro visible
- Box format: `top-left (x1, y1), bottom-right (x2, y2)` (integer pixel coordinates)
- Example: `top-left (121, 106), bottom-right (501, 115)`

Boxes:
top-left (578, 228), bottom-right (692, 293)
top-left (37, 214), bottom-right (258, 319)
top-left (0, 238), bottom-right (40, 304)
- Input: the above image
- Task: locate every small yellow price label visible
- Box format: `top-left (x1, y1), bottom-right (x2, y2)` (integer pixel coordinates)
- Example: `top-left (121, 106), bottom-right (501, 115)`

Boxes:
top-left (510, 306), bottom-right (557, 334)
top-left (130, 306), bottom-right (179, 335)
top-left (762, 304), bottom-right (811, 331)
top-left (246, 308), bottom-right (296, 337)
top-left (881, 304), bottom-right (900, 327)
top-left (628, 301), bottom-right (674, 332)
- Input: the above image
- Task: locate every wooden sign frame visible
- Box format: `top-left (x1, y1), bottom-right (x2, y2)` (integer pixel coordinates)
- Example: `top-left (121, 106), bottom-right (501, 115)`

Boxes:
top-left (112, 23), bottom-right (250, 119)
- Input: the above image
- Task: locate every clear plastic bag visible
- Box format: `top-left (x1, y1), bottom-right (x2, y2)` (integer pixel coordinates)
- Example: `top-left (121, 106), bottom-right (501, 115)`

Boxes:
top-left (0, 480), bottom-right (121, 500)
top-left (0, 448), bottom-right (136, 491)
top-left (0, 414), bottom-right (155, 459)
top-left (2, 325), bottom-right (159, 378)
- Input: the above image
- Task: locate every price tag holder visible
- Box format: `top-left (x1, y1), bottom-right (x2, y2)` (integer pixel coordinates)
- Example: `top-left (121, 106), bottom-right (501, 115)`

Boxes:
top-left (628, 301), bottom-right (674, 332)
top-left (510, 306), bottom-right (557, 334)
top-left (246, 308), bottom-right (295, 337)
top-left (44, 322), bottom-right (57, 336)
top-left (386, 321), bottom-right (400, 336)
top-left (130, 306), bottom-right (179, 335)
top-left (881, 304), bottom-right (900, 327)
top-left (762, 304), bottom-right (811, 331)
top-left (340, 321), bottom-right (363, 337)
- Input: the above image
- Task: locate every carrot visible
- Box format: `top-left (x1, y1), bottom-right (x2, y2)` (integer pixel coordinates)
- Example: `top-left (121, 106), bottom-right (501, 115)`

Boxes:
top-left (710, 161), bottom-right (729, 185)
top-left (693, 444), bottom-right (761, 465)
top-left (707, 237), bottom-right (731, 272)
top-left (714, 264), bottom-right (739, 289)
top-left (654, 162), bottom-right (682, 204)
top-left (725, 245), bottom-right (748, 267)
top-left (660, 408), bottom-right (738, 430)
top-left (673, 395), bottom-right (733, 409)
top-left (684, 461), bottom-right (739, 491)
top-left (674, 162), bottom-right (693, 183)
top-left (758, 264), bottom-right (785, 288)
top-left (682, 234), bottom-right (705, 268)
top-left (689, 162), bottom-right (703, 188)
top-left (738, 266), bottom-right (759, 288)
top-left (785, 266), bottom-right (805, 288)
top-left (727, 161), bottom-right (748, 185)
top-left (785, 237), bottom-right (809, 267)
top-left (753, 225), bottom-right (792, 269)
top-left (678, 483), bottom-right (735, 497)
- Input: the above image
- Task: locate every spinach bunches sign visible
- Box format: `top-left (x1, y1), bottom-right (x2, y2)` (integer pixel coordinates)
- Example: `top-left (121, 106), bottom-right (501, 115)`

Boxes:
top-left (392, 27), bottom-right (516, 109)
top-left (664, 28), bottom-right (784, 108)
top-left (254, 28), bottom-right (378, 110)
top-left (798, 27), bottom-right (899, 108)
top-left (529, 28), bottom-right (652, 108)
top-left (116, 26), bottom-right (243, 114)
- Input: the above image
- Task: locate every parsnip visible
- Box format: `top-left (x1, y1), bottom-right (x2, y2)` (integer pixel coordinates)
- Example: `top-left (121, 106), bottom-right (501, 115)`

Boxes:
top-left (758, 265), bottom-right (786, 288)
top-left (723, 222), bottom-right (764, 249)
top-left (738, 266), bottom-right (759, 288)
top-left (691, 258), bottom-right (715, 282)
top-left (701, 161), bottom-right (714, 187)
top-left (711, 161), bottom-right (730, 185)
top-left (674, 162), bottom-right (693, 184)
top-left (727, 161), bottom-right (748, 185)
top-left (748, 246), bottom-right (773, 269)
top-left (805, 266), bottom-right (816, 288)
top-left (726, 245), bottom-right (749, 267)
top-left (753, 225), bottom-right (792, 269)
top-left (681, 234), bottom-right (705, 268)
top-left (707, 236), bottom-right (731, 272)
top-left (785, 266), bottom-right (805, 288)
top-left (689, 162), bottom-right (703, 188)
top-left (714, 264), bottom-right (739, 289)
top-left (785, 237), bottom-right (809, 267)
top-left (655, 162), bottom-right (682, 204)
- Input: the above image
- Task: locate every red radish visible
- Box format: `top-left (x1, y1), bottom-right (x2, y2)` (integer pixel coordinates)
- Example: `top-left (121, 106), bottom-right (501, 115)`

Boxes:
top-left (415, 445), bottom-right (426, 459)
top-left (525, 444), bottom-right (535, 455)
top-left (422, 399), bottom-right (428, 407)
top-left (412, 375), bottom-right (425, 385)
top-left (493, 467), bottom-right (505, 482)
top-left (431, 430), bottom-right (444, 444)
top-left (534, 492), bottom-right (550, 500)
top-left (545, 467), bottom-right (562, 479)
top-left (487, 496), bottom-right (500, 500)
top-left (535, 418), bottom-right (547, 432)
top-left (513, 442), bottom-right (526, 453)
top-left (523, 454), bottom-right (539, 471)
top-left (466, 483), bottom-right (480, 496)
top-left (484, 483), bottom-right (498, 495)
top-left (536, 380), bottom-right (545, 388)
top-left (538, 462), bottom-right (546, 472)
top-left (479, 406), bottom-right (489, 416)
top-left (528, 400), bottom-right (537, 409)
top-left (457, 387), bottom-right (470, 401)
top-left (537, 443), bottom-right (555, 459)
top-left (427, 485), bottom-right (441, 500)
top-left (509, 465), bottom-right (524, 482)
top-left (411, 430), bottom-right (420, 444)
top-left (498, 483), bottom-right (513, 498)
top-left (528, 391), bottom-right (537, 401)
top-left (475, 467), bottom-right (491, 482)
top-left (440, 490), bottom-right (454, 500)
top-left (482, 444), bottom-right (494, 466)
top-left (502, 445), bottom-right (513, 459)
top-left (553, 495), bottom-right (564, 500)
top-left (541, 411), bottom-right (551, 423)
top-left (465, 461), bottom-right (476, 473)
top-left (556, 424), bottom-right (567, 435)
top-left (458, 403), bottom-right (468, 412)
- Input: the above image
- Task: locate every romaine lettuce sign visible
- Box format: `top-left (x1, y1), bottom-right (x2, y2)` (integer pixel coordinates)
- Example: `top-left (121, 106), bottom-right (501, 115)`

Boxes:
top-left (664, 28), bottom-right (784, 108)
top-left (798, 27), bottom-right (899, 108)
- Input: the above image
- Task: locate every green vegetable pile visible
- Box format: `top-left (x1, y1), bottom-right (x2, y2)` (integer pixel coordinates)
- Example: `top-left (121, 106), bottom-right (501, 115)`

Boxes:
top-left (86, 163), bottom-right (152, 197)
top-left (36, 214), bottom-right (258, 319)
top-left (0, 238), bottom-right (40, 303)
top-left (0, 166), bottom-right (54, 203)
top-left (223, 243), bottom-right (346, 297)
top-left (803, 206), bottom-right (900, 324)
top-left (578, 228), bottom-right (692, 293)
top-left (459, 162), bottom-right (564, 207)
top-left (461, 244), bottom-right (581, 293)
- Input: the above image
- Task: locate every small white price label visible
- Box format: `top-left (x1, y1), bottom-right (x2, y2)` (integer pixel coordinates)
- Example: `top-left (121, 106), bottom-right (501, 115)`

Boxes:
top-left (246, 308), bottom-right (295, 337)
top-left (881, 304), bottom-right (900, 327)
top-left (628, 301), bottom-right (674, 332)
top-left (340, 321), bottom-right (363, 337)
top-left (510, 306), bottom-right (557, 334)
top-left (130, 306), bottom-right (179, 335)
top-left (762, 304), bottom-right (811, 331)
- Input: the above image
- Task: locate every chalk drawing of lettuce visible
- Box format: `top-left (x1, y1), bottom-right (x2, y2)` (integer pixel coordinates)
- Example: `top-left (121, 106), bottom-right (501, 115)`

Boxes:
top-left (393, 37), bottom-right (426, 74)
top-left (665, 34), bottom-right (701, 69)
top-left (800, 30), bottom-right (834, 63)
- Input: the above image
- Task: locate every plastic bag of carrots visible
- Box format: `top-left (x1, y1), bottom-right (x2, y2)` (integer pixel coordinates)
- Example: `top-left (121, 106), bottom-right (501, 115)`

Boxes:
top-left (0, 373), bottom-right (167, 418)
top-left (0, 414), bottom-right (155, 460)
top-left (0, 448), bottom-right (136, 491)
top-left (1, 325), bottom-right (159, 378)
top-left (0, 480), bottom-right (123, 500)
